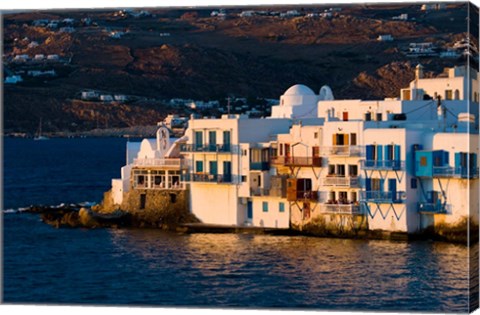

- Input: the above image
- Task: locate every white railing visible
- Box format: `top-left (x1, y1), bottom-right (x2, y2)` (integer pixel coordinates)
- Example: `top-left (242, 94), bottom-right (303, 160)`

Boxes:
top-left (322, 176), bottom-right (359, 187)
top-left (320, 204), bottom-right (361, 215)
top-left (133, 158), bottom-right (183, 167)
top-left (321, 145), bottom-right (363, 156)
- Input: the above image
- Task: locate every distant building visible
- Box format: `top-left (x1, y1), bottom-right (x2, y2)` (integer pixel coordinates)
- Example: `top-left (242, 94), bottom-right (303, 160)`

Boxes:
top-left (81, 90), bottom-right (99, 100)
top-left (34, 54), bottom-right (45, 61)
top-left (114, 95), bottom-right (128, 102)
top-left (377, 34), bottom-right (394, 42)
top-left (392, 13), bottom-right (408, 20)
top-left (59, 27), bottom-right (75, 33)
top-left (47, 54), bottom-right (60, 61)
top-left (28, 41), bottom-right (39, 48)
top-left (421, 3), bottom-right (446, 11)
top-left (13, 55), bottom-right (29, 62)
top-left (100, 95), bottom-right (114, 102)
top-left (239, 10), bottom-right (255, 17)
top-left (27, 70), bottom-right (56, 77)
top-left (4, 75), bottom-right (23, 84)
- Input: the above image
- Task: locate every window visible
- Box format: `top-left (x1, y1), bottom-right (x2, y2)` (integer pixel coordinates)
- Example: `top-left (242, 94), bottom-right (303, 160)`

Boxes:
top-left (454, 89), bottom-right (460, 100)
top-left (262, 201), bottom-right (268, 212)
top-left (279, 144), bottom-right (283, 156)
top-left (350, 192), bottom-right (357, 202)
top-left (312, 146), bottom-right (320, 157)
top-left (314, 132), bottom-right (318, 139)
top-left (337, 165), bottom-right (346, 176)
top-left (196, 161), bottom-right (203, 172)
top-left (279, 202), bottom-right (285, 213)
top-left (420, 156), bottom-right (427, 166)
top-left (445, 90), bottom-right (453, 100)
top-left (371, 178), bottom-right (382, 191)
top-left (348, 165), bottom-right (358, 177)
top-left (350, 133), bottom-right (357, 145)
top-left (338, 191), bottom-right (348, 202)
top-left (411, 178), bottom-right (417, 189)
top-left (328, 164), bottom-right (336, 175)
top-left (402, 90), bottom-right (411, 101)
top-left (241, 176), bottom-right (247, 182)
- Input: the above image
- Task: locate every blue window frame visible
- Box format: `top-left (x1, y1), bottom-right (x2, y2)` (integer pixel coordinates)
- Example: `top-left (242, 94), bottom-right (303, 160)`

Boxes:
top-left (196, 161), bottom-right (203, 173)
top-left (279, 202), bottom-right (285, 213)
top-left (262, 201), bottom-right (268, 212)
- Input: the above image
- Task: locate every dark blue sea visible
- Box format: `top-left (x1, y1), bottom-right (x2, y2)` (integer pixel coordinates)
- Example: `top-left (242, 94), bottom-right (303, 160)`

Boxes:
top-left (2, 138), bottom-right (473, 312)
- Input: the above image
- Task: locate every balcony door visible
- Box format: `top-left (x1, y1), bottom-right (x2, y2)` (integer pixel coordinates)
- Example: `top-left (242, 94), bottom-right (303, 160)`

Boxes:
top-left (223, 161), bottom-right (232, 182)
top-left (209, 131), bottom-right (217, 151)
top-left (195, 131), bottom-right (203, 150)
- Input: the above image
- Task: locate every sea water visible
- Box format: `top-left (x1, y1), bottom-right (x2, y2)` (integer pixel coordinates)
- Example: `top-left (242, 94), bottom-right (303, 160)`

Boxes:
top-left (3, 138), bottom-right (471, 311)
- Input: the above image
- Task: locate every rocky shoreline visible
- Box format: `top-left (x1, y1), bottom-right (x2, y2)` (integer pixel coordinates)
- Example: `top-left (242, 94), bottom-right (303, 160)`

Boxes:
top-left (22, 204), bottom-right (477, 245)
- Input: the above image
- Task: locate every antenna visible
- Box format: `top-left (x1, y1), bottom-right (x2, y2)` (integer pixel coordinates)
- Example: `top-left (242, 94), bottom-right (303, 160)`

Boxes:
top-left (227, 97), bottom-right (231, 115)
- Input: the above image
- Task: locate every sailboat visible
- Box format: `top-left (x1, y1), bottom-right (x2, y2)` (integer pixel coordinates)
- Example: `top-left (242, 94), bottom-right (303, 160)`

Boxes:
top-left (34, 118), bottom-right (49, 140)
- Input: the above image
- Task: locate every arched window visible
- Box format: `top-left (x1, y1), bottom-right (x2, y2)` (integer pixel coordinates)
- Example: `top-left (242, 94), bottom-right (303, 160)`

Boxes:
top-left (454, 89), bottom-right (460, 100)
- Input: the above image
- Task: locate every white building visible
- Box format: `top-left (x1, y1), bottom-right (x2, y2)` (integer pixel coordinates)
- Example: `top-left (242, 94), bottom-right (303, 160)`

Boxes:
top-left (106, 65), bottom-right (478, 235)
top-left (377, 34), bottom-right (393, 42)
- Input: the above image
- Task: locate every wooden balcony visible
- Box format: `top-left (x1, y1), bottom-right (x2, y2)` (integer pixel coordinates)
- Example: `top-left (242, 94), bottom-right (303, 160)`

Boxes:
top-left (270, 156), bottom-right (322, 167)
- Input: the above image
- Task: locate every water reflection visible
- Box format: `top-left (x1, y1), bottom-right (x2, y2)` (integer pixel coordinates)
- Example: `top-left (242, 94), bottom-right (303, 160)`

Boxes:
top-left (107, 230), bottom-right (469, 311)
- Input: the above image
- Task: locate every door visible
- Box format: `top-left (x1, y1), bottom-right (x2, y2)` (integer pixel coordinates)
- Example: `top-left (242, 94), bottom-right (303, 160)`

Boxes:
top-left (388, 179), bottom-right (397, 202)
top-left (223, 131), bottom-right (231, 151)
top-left (195, 131), bottom-right (203, 150)
top-left (209, 161), bottom-right (218, 175)
top-left (140, 194), bottom-right (146, 209)
top-left (209, 131), bottom-right (217, 151)
top-left (247, 201), bottom-right (253, 220)
top-left (223, 161), bottom-right (232, 182)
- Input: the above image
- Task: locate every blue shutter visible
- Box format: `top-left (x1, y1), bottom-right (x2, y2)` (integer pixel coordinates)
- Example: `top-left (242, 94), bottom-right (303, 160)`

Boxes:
top-left (380, 178), bottom-right (385, 192)
top-left (262, 201), bottom-right (268, 212)
top-left (389, 179), bottom-right (397, 201)
top-left (366, 145), bottom-right (374, 160)
top-left (209, 161), bottom-right (217, 175)
top-left (470, 153), bottom-right (477, 175)
top-left (455, 152), bottom-right (461, 168)
top-left (196, 161), bottom-right (203, 172)
top-left (394, 145), bottom-right (401, 160)
top-left (376, 145), bottom-right (383, 161)
top-left (365, 178), bottom-right (371, 191)
top-left (385, 145), bottom-right (392, 160)
top-left (279, 202), bottom-right (285, 213)
top-left (444, 151), bottom-right (449, 165)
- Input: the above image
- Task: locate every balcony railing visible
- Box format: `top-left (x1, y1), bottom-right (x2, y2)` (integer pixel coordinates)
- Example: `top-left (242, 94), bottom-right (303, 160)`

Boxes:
top-left (321, 145), bottom-right (363, 157)
top-left (270, 156), bottom-right (322, 167)
top-left (418, 202), bottom-right (448, 214)
top-left (322, 176), bottom-right (359, 187)
top-left (287, 190), bottom-right (321, 202)
top-left (133, 158), bottom-right (185, 168)
top-left (320, 203), bottom-right (362, 215)
top-left (250, 187), bottom-right (270, 196)
top-left (180, 143), bottom-right (238, 153)
top-left (432, 166), bottom-right (479, 178)
top-left (250, 162), bottom-right (270, 171)
top-left (360, 191), bottom-right (406, 203)
top-left (361, 160), bottom-right (405, 171)
top-left (183, 173), bottom-right (239, 184)
top-left (134, 181), bottom-right (187, 190)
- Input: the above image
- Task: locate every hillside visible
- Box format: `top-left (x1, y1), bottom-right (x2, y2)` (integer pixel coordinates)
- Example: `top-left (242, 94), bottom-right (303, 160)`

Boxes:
top-left (3, 3), bottom-right (473, 136)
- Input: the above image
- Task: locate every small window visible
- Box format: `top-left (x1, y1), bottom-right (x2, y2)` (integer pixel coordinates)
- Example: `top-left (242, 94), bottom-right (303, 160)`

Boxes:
top-left (445, 90), bottom-right (453, 100)
top-left (196, 161), bottom-right (203, 172)
top-left (420, 156), bottom-right (427, 166)
top-left (262, 201), bottom-right (268, 212)
top-left (328, 164), bottom-right (336, 175)
top-left (314, 132), bottom-right (318, 139)
top-left (279, 202), bottom-right (285, 213)
top-left (241, 176), bottom-right (247, 182)
top-left (350, 133), bottom-right (357, 145)
top-left (411, 178), bottom-right (417, 189)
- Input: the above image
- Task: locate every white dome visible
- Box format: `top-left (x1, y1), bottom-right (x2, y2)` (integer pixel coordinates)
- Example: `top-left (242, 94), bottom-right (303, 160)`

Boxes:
top-left (284, 84), bottom-right (315, 96)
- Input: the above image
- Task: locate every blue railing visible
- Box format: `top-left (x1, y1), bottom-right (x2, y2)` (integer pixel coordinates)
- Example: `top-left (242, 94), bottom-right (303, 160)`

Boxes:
top-left (180, 143), bottom-right (239, 153)
top-left (182, 173), bottom-right (239, 184)
top-left (361, 160), bottom-right (404, 171)
top-left (417, 202), bottom-right (448, 214)
top-left (250, 161), bottom-right (270, 171)
top-left (432, 166), bottom-right (479, 178)
top-left (360, 191), bottom-right (406, 203)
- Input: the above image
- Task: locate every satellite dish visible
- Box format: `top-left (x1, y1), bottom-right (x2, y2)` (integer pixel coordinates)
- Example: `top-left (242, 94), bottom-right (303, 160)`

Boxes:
top-left (319, 85), bottom-right (334, 101)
